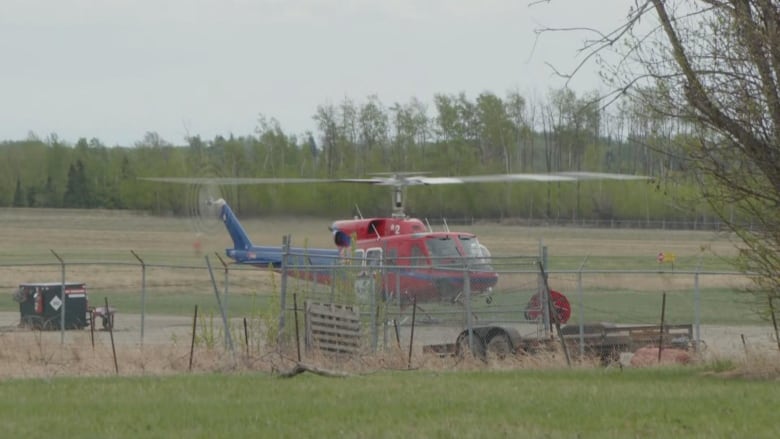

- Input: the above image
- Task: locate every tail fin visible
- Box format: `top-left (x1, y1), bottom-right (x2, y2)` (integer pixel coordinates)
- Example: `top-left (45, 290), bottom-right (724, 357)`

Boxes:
top-left (215, 199), bottom-right (253, 250)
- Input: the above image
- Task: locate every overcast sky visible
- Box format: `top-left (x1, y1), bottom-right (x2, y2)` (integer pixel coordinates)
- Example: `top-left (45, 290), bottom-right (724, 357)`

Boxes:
top-left (1, 0), bottom-right (634, 146)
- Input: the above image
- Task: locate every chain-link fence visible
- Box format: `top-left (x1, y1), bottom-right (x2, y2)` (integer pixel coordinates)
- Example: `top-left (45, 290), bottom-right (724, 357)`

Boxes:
top-left (275, 248), bottom-right (775, 360)
top-left (270, 248), bottom-right (777, 360)
top-left (1, 249), bottom-right (775, 360)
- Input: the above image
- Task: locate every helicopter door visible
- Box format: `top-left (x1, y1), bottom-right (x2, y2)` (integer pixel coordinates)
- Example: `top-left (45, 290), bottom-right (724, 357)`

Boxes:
top-left (355, 248), bottom-right (381, 302)
top-left (410, 244), bottom-right (425, 267)
top-left (347, 249), bottom-right (365, 268)
top-left (366, 248), bottom-right (382, 272)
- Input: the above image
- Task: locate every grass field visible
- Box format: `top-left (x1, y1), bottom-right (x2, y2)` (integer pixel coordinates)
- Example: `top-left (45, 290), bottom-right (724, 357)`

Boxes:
top-left (1, 367), bottom-right (779, 438)
top-left (0, 207), bottom-right (777, 438)
top-left (0, 206), bottom-right (747, 300)
top-left (0, 207), bottom-right (741, 268)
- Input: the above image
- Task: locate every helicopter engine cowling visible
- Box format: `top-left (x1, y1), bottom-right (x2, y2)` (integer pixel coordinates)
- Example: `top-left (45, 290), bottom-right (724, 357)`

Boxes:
top-left (332, 229), bottom-right (351, 247)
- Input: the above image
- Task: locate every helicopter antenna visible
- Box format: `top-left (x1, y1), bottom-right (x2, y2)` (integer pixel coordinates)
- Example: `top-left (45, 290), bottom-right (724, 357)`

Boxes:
top-left (353, 204), bottom-right (364, 219)
top-left (424, 218), bottom-right (433, 233)
top-left (442, 218), bottom-right (450, 232)
top-left (391, 185), bottom-right (406, 218)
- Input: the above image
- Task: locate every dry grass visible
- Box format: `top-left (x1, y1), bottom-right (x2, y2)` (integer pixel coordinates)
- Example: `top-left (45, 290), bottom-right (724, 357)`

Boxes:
top-left (0, 325), bottom-right (625, 381)
top-left (0, 330), bottom-right (198, 379)
top-left (702, 343), bottom-right (780, 380)
top-left (3, 324), bottom-right (780, 381)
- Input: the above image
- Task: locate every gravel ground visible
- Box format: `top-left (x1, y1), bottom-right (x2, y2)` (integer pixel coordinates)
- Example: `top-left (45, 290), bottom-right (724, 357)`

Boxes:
top-left (2, 310), bottom-right (775, 355)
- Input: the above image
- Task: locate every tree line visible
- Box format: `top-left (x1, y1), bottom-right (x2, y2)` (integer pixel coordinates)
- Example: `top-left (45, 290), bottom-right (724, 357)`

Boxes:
top-left (0, 88), bottom-right (707, 222)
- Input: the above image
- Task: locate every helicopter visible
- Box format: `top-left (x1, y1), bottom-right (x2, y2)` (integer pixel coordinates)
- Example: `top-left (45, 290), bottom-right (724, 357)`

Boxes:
top-left (142, 172), bottom-right (648, 321)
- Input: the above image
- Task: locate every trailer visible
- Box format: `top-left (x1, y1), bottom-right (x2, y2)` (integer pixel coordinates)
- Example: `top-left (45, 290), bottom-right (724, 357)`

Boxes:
top-left (423, 322), bottom-right (694, 364)
top-left (557, 322), bottom-right (694, 363)
top-left (12, 282), bottom-right (116, 331)
top-left (13, 282), bottom-right (90, 330)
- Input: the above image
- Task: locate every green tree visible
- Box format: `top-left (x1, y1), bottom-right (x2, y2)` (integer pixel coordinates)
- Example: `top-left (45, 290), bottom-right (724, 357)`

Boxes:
top-left (476, 91), bottom-right (514, 172)
top-left (63, 160), bottom-right (90, 208)
top-left (358, 95), bottom-right (389, 173)
top-left (505, 90), bottom-right (529, 172)
top-left (313, 104), bottom-right (340, 178)
top-left (12, 177), bottom-right (24, 207)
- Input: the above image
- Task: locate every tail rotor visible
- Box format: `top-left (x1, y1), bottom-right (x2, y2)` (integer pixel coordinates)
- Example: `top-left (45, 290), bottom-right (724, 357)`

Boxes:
top-left (187, 181), bottom-right (230, 235)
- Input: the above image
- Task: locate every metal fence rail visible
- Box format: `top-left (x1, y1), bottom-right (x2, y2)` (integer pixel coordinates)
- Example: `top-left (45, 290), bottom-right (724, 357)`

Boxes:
top-left (426, 217), bottom-right (753, 232)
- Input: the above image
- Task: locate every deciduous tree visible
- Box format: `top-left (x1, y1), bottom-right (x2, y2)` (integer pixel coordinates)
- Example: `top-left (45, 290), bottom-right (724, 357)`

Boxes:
top-left (551, 0), bottom-right (780, 319)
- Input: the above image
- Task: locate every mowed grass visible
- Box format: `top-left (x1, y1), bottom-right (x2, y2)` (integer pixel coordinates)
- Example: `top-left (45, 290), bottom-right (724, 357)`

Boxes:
top-left (0, 207), bottom-right (740, 267)
top-left (0, 368), bottom-right (778, 438)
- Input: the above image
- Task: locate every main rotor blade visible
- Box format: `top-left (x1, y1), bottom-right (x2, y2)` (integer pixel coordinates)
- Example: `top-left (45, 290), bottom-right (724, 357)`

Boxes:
top-left (140, 172), bottom-right (649, 187)
top-left (420, 174), bottom-right (576, 184)
top-left (452, 172), bottom-right (651, 184)
top-left (555, 172), bottom-right (652, 180)
top-left (139, 177), bottom-right (329, 185)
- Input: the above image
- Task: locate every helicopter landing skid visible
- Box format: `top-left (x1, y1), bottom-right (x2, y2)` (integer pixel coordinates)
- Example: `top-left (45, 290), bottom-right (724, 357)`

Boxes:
top-left (450, 292), bottom-right (481, 323)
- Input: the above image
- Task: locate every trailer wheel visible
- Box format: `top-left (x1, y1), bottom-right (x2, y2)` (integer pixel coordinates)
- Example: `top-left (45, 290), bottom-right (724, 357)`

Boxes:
top-left (456, 331), bottom-right (486, 361)
top-left (43, 317), bottom-right (60, 331)
top-left (23, 315), bottom-right (45, 330)
top-left (102, 313), bottom-right (114, 331)
top-left (485, 331), bottom-right (512, 360)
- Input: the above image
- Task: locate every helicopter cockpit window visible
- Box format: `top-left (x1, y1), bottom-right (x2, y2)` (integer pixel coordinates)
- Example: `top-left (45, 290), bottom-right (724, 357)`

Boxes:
top-left (366, 248), bottom-right (382, 271)
top-left (458, 236), bottom-right (492, 268)
top-left (425, 236), bottom-right (461, 267)
top-left (410, 244), bottom-right (425, 267)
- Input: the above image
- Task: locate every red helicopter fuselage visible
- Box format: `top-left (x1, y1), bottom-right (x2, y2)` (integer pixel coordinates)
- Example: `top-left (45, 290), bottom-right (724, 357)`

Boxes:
top-left (330, 217), bottom-right (498, 303)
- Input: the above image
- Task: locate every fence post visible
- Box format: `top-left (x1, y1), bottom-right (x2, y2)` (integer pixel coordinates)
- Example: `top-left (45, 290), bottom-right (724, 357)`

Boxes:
top-left (694, 271), bottom-right (701, 352)
top-left (278, 234), bottom-right (290, 351)
top-left (540, 243), bottom-right (550, 336)
top-left (293, 294), bottom-right (301, 362)
top-left (373, 242), bottom-right (387, 352)
top-left (658, 292), bottom-right (667, 363)
top-left (374, 243), bottom-right (386, 351)
top-left (769, 297), bottom-right (780, 352)
top-left (50, 249), bottom-right (66, 344)
top-left (577, 255), bottom-right (590, 359)
top-left (330, 265), bottom-right (336, 303)
top-left (370, 272), bottom-right (378, 351)
top-left (205, 256), bottom-right (235, 360)
top-left (396, 262), bottom-right (402, 318)
top-left (538, 261), bottom-right (571, 366)
top-left (131, 250), bottom-right (146, 346)
top-left (463, 260), bottom-right (474, 353)
top-left (215, 253), bottom-right (230, 347)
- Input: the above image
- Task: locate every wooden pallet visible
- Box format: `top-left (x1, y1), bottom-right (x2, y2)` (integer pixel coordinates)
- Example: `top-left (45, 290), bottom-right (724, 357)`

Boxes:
top-left (305, 301), bottom-right (361, 355)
